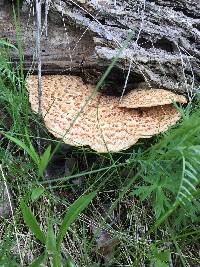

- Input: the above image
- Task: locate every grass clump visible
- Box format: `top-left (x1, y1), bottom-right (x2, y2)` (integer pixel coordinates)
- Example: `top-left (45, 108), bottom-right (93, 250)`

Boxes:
top-left (0, 37), bottom-right (200, 267)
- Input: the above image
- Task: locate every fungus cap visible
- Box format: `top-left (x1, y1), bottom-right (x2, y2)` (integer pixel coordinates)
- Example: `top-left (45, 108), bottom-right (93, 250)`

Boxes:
top-left (119, 88), bottom-right (187, 108)
top-left (27, 75), bottom-right (182, 153)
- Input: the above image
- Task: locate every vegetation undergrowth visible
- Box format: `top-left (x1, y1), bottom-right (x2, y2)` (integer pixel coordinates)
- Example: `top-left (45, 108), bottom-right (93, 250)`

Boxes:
top-left (0, 13), bottom-right (200, 267)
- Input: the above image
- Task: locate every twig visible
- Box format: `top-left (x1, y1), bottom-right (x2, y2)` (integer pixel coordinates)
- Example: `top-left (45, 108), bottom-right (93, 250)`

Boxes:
top-left (36, 0), bottom-right (42, 114)
top-left (36, 0), bottom-right (42, 155)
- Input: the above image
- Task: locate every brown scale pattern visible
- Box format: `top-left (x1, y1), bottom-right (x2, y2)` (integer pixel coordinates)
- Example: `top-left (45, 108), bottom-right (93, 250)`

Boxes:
top-left (119, 88), bottom-right (187, 108)
top-left (27, 75), bottom-right (183, 153)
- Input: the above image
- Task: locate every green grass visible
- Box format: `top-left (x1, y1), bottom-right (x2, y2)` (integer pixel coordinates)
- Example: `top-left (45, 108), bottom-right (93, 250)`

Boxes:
top-left (0, 28), bottom-right (200, 267)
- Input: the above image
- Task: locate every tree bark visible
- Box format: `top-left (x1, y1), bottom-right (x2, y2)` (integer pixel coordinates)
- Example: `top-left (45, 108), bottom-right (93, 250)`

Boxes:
top-left (0, 0), bottom-right (200, 94)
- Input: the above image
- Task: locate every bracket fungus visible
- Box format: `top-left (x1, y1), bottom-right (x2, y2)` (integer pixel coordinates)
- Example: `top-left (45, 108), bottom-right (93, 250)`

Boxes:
top-left (27, 75), bottom-right (187, 153)
top-left (119, 89), bottom-right (187, 108)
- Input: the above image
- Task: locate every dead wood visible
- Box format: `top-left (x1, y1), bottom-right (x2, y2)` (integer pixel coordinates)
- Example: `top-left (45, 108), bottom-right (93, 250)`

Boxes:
top-left (0, 0), bottom-right (200, 94)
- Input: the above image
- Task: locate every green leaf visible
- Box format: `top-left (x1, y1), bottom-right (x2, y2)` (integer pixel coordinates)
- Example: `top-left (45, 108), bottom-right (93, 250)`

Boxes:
top-left (28, 253), bottom-right (46, 267)
top-left (39, 145), bottom-right (51, 177)
top-left (150, 244), bottom-right (170, 267)
top-left (57, 192), bottom-right (96, 248)
top-left (52, 253), bottom-right (62, 267)
top-left (132, 184), bottom-right (157, 201)
top-left (155, 187), bottom-right (170, 219)
top-left (154, 260), bottom-right (168, 267)
top-left (0, 39), bottom-right (18, 50)
top-left (46, 220), bottom-right (56, 254)
top-left (3, 133), bottom-right (40, 165)
top-left (65, 256), bottom-right (77, 267)
top-left (31, 187), bottom-right (45, 202)
top-left (25, 128), bottom-right (40, 165)
top-left (20, 200), bottom-right (46, 244)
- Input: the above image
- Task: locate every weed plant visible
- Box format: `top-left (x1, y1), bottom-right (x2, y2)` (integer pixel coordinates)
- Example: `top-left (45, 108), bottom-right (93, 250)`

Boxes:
top-left (0, 24), bottom-right (200, 267)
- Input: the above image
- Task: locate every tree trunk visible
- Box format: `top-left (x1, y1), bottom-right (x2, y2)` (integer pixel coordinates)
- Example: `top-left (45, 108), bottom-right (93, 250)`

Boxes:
top-left (0, 0), bottom-right (200, 94)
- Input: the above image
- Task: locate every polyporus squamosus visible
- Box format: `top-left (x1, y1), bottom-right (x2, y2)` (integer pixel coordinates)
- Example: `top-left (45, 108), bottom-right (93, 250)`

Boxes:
top-left (119, 88), bottom-right (187, 108)
top-left (27, 75), bottom-right (187, 153)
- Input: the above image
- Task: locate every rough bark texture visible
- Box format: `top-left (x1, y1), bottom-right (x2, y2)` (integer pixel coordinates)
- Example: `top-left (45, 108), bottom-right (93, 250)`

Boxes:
top-left (0, 0), bottom-right (200, 94)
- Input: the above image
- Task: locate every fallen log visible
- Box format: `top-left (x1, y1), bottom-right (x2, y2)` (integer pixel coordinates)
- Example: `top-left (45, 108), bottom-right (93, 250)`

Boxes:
top-left (0, 0), bottom-right (200, 94)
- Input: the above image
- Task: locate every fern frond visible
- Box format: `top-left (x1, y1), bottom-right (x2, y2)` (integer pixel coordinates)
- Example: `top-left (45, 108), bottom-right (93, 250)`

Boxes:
top-left (176, 150), bottom-right (200, 205)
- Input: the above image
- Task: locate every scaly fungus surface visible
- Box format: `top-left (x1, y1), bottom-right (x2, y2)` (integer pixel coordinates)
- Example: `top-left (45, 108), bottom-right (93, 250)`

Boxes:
top-left (27, 75), bottom-right (186, 153)
top-left (119, 88), bottom-right (187, 108)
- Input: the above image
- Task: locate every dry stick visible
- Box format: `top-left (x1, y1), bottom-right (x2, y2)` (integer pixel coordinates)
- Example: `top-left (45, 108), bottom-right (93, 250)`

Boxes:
top-left (36, 0), bottom-right (42, 155)
top-left (120, 8), bottom-right (146, 102)
top-left (44, 0), bottom-right (50, 37)
top-left (0, 165), bottom-right (24, 266)
top-left (36, 0), bottom-right (42, 114)
top-left (59, 1), bottom-right (73, 71)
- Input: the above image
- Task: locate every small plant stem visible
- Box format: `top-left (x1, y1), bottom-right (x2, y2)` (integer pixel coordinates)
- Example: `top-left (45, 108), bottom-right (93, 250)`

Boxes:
top-left (144, 202), bottom-right (179, 238)
top-left (12, 1), bottom-right (24, 84)
top-left (36, 0), bottom-right (42, 155)
top-left (36, 0), bottom-right (42, 115)
top-left (87, 169), bottom-right (142, 252)
top-left (0, 164), bottom-right (24, 266)
top-left (133, 201), bottom-right (180, 266)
